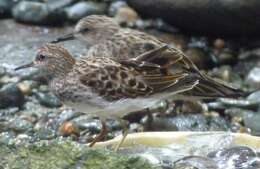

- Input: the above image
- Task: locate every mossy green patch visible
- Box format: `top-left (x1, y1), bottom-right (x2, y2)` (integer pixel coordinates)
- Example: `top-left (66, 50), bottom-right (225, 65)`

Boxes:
top-left (0, 138), bottom-right (156, 169)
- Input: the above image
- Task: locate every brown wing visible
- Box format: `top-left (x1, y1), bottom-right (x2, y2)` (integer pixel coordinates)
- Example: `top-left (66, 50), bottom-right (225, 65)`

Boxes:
top-left (79, 49), bottom-right (190, 101)
top-left (119, 44), bottom-right (245, 99)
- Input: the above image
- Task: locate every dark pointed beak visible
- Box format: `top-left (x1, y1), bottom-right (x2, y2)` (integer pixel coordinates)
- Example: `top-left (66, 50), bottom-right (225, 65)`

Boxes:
top-left (50, 33), bottom-right (75, 43)
top-left (15, 62), bottom-right (34, 71)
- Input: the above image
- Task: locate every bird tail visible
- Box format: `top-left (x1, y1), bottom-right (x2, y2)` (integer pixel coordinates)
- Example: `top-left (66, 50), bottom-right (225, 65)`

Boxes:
top-left (182, 74), bottom-right (247, 99)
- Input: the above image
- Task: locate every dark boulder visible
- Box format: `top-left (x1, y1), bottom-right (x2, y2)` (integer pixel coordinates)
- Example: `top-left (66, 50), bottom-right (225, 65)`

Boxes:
top-left (127, 0), bottom-right (260, 36)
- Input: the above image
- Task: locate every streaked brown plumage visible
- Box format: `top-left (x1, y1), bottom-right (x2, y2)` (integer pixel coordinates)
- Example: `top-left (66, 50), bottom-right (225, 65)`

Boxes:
top-left (15, 43), bottom-right (244, 150)
top-left (51, 15), bottom-right (244, 99)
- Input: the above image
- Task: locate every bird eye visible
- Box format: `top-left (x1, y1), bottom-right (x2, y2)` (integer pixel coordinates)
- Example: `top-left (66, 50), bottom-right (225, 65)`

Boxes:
top-left (37, 54), bottom-right (46, 61)
top-left (79, 28), bottom-right (89, 33)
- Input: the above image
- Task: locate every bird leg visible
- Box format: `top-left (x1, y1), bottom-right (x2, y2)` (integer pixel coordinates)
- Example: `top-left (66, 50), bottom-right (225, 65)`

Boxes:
top-left (114, 119), bottom-right (129, 151)
top-left (89, 119), bottom-right (107, 147)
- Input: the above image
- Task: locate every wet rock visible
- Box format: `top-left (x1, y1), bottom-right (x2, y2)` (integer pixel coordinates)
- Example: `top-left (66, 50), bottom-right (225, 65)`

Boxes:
top-left (208, 146), bottom-right (258, 169)
top-left (56, 109), bottom-right (83, 125)
top-left (22, 100), bottom-right (54, 117)
top-left (0, 83), bottom-right (25, 109)
top-left (0, 0), bottom-right (15, 17)
top-left (243, 111), bottom-right (260, 135)
top-left (247, 90), bottom-right (260, 105)
top-left (73, 116), bottom-right (105, 133)
top-left (35, 92), bottom-right (62, 108)
top-left (17, 80), bottom-right (37, 96)
top-left (142, 116), bottom-right (178, 131)
top-left (108, 1), bottom-right (128, 16)
top-left (9, 117), bottom-right (33, 133)
top-left (173, 156), bottom-right (218, 169)
top-left (33, 117), bottom-right (57, 140)
top-left (0, 107), bottom-right (19, 116)
top-left (0, 66), bottom-right (6, 78)
top-left (0, 75), bottom-right (19, 85)
top-left (59, 121), bottom-right (79, 137)
top-left (246, 67), bottom-right (260, 89)
top-left (46, 0), bottom-right (75, 11)
top-left (213, 38), bottom-right (225, 50)
top-left (186, 48), bottom-right (209, 69)
top-left (217, 49), bottom-right (237, 65)
top-left (38, 85), bottom-right (49, 92)
top-left (12, 1), bottom-right (64, 25)
top-left (128, 0), bottom-right (260, 36)
top-left (65, 1), bottom-right (106, 22)
top-left (211, 98), bottom-right (259, 111)
top-left (144, 114), bottom-right (229, 132)
top-left (114, 6), bottom-right (139, 26)
top-left (210, 66), bottom-right (243, 86)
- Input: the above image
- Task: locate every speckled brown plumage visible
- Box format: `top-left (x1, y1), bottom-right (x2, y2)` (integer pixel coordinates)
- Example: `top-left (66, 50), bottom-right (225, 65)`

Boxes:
top-left (15, 44), bottom-right (200, 117)
top-left (47, 44), bottom-right (194, 104)
top-left (50, 15), bottom-right (244, 99)
top-left (15, 42), bottom-right (245, 149)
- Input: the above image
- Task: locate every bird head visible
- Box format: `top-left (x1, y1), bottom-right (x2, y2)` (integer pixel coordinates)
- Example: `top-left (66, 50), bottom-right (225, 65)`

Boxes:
top-left (15, 44), bottom-right (75, 77)
top-left (51, 15), bottom-right (120, 45)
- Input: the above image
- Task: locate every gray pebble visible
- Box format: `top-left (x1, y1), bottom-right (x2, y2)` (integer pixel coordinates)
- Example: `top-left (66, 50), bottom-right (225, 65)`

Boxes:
top-left (0, 0), bottom-right (15, 17)
top-left (35, 92), bottom-right (62, 108)
top-left (65, 1), bottom-right (106, 22)
top-left (243, 111), bottom-right (260, 135)
top-left (12, 1), bottom-right (65, 25)
top-left (173, 156), bottom-right (218, 169)
top-left (9, 117), bottom-right (33, 133)
top-left (0, 83), bottom-right (25, 109)
top-left (0, 66), bottom-right (6, 78)
top-left (108, 1), bottom-right (128, 16)
top-left (246, 67), bottom-right (260, 89)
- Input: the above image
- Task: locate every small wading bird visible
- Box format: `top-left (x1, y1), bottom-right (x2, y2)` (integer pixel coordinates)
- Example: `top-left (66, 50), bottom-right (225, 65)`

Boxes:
top-left (15, 43), bottom-right (244, 150)
top-left (51, 15), bottom-right (168, 60)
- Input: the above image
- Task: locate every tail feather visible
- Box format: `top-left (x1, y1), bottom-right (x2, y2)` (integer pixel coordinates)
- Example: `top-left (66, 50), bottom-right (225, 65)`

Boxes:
top-left (183, 74), bottom-right (246, 99)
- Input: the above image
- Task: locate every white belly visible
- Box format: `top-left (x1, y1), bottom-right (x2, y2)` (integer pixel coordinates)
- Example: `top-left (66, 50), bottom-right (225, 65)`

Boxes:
top-left (64, 97), bottom-right (161, 120)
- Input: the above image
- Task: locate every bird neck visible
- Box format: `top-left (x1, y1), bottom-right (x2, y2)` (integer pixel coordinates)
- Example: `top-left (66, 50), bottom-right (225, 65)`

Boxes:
top-left (49, 58), bottom-right (76, 79)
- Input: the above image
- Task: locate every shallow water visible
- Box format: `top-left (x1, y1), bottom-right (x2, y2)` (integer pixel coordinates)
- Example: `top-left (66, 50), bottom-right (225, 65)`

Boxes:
top-left (117, 133), bottom-right (260, 169)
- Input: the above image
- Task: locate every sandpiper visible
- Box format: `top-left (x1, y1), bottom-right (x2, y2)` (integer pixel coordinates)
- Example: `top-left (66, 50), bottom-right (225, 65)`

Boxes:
top-left (50, 15), bottom-right (244, 98)
top-left (50, 15), bottom-right (163, 60)
top-left (15, 43), bottom-right (244, 150)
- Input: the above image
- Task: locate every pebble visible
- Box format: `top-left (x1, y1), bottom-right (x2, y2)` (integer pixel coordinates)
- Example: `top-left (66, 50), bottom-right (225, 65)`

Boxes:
top-left (142, 116), bottom-right (178, 131)
top-left (114, 6), bottom-right (139, 26)
top-left (108, 1), bottom-right (128, 16)
top-left (217, 49), bottom-right (236, 65)
top-left (173, 156), bottom-right (218, 169)
top-left (59, 121), bottom-right (79, 137)
top-left (73, 116), bottom-right (104, 133)
top-left (247, 90), bottom-right (260, 105)
top-left (65, 1), bottom-right (106, 22)
top-left (0, 75), bottom-right (19, 85)
top-left (246, 67), bottom-right (260, 89)
top-left (215, 98), bottom-right (259, 110)
top-left (9, 117), bottom-right (33, 133)
top-left (0, 83), bottom-right (25, 109)
top-left (35, 92), bottom-right (62, 108)
top-left (185, 48), bottom-right (209, 69)
top-left (17, 80), bottom-right (37, 96)
top-left (0, 0), bottom-right (14, 17)
top-left (46, 0), bottom-right (75, 11)
top-left (0, 66), bottom-right (6, 77)
top-left (12, 1), bottom-right (64, 25)
top-left (213, 38), bottom-right (225, 50)
top-left (208, 146), bottom-right (258, 169)
top-left (243, 111), bottom-right (260, 136)
top-left (38, 85), bottom-right (49, 92)
top-left (143, 114), bottom-right (229, 132)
